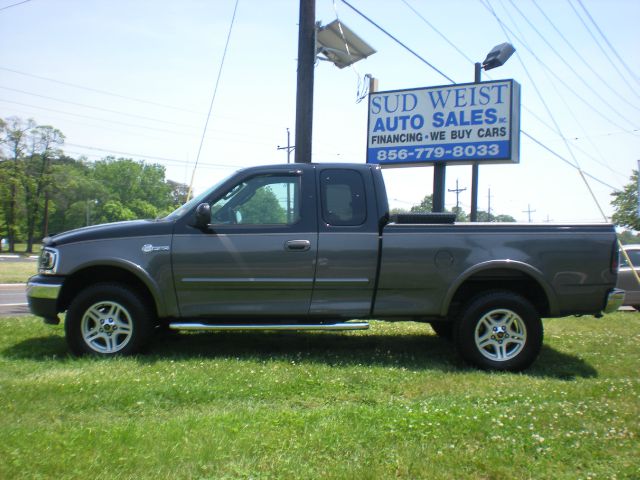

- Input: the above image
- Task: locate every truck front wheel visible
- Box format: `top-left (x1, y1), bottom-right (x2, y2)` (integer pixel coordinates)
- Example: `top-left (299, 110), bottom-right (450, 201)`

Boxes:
top-left (65, 283), bottom-right (153, 356)
top-left (454, 291), bottom-right (543, 372)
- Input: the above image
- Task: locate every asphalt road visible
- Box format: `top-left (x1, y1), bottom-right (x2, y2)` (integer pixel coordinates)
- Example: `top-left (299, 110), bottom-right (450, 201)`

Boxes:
top-left (0, 283), bottom-right (29, 316)
top-left (0, 254), bottom-right (37, 315)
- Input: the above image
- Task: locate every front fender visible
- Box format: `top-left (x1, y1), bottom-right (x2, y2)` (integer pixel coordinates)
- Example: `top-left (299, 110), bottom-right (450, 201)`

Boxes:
top-left (62, 257), bottom-right (174, 318)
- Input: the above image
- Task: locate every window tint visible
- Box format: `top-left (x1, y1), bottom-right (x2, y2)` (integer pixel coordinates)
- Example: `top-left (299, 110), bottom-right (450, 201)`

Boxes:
top-left (320, 169), bottom-right (366, 226)
top-left (211, 175), bottom-right (300, 225)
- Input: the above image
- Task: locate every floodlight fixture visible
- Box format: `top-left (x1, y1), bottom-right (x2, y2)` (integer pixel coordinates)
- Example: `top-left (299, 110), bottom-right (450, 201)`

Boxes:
top-left (316, 20), bottom-right (376, 69)
top-left (482, 42), bottom-right (516, 71)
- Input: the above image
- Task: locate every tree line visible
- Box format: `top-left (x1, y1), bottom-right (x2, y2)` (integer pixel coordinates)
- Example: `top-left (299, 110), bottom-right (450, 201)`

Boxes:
top-left (0, 116), bottom-right (188, 253)
top-left (392, 194), bottom-right (516, 222)
top-left (3, 115), bottom-right (637, 253)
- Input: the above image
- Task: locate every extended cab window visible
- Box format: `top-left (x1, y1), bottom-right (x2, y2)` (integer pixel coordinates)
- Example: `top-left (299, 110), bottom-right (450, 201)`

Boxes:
top-left (211, 175), bottom-right (300, 225)
top-left (320, 169), bottom-right (366, 226)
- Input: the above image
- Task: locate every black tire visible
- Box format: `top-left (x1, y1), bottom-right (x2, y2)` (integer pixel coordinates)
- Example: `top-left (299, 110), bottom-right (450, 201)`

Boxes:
top-left (65, 283), bottom-right (153, 356)
top-left (429, 321), bottom-right (454, 341)
top-left (454, 291), bottom-right (543, 372)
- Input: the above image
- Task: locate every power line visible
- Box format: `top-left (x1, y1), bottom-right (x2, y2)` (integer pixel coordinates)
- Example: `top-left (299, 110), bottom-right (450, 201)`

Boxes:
top-left (496, 0), bottom-right (611, 194)
top-left (0, 98), bottom-right (188, 135)
top-left (64, 142), bottom-right (239, 169)
top-left (339, 0), bottom-right (455, 83)
top-left (568, 3), bottom-right (633, 98)
top-left (399, 0), bottom-right (475, 64)
top-left (0, 0), bottom-right (33, 12)
top-left (483, 0), bottom-right (615, 220)
top-left (0, 85), bottom-right (199, 129)
top-left (522, 130), bottom-right (618, 191)
top-left (337, 0), bottom-right (624, 217)
top-left (0, 66), bottom-right (291, 129)
top-left (384, 0), bottom-right (624, 191)
top-left (0, 66), bottom-right (204, 114)
top-left (506, 0), bottom-right (640, 113)
top-left (478, 0), bottom-right (638, 132)
top-left (488, 0), bottom-right (612, 219)
top-left (0, 97), bottom-right (277, 145)
top-left (521, 103), bottom-right (628, 181)
top-left (188, 0), bottom-right (240, 200)
top-left (574, 0), bottom-right (640, 89)
top-left (530, 0), bottom-right (640, 104)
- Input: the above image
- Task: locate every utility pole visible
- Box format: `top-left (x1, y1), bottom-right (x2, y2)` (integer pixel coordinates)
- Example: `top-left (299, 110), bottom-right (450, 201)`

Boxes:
top-left (522, 204), bottom-right (536, 223)
top-left (470, 62), bottom-right (482, 222)
top-left (433, 164), bottom-right (446, 212)
top-left (487, 187), bottom-right (493, 221)
top-left (448, 179), bottom-right (466, 211)
top-left (294, 0), bottom-right (315, 164)
top-left (277, 128), bottom-right (295, 163)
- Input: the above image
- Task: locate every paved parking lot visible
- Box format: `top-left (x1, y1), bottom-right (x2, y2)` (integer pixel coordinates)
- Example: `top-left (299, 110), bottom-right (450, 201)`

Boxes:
top-left (0, 254), bottom-right (36, 316)
top-left (0, 283), bottom-right (29, 316)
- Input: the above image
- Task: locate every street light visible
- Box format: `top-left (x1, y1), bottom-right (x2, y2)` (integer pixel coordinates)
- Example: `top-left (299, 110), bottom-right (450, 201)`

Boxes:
top-left (482, 42), bottom-right (516, 71)
top-left (470, 42), bottom-right (515, 222)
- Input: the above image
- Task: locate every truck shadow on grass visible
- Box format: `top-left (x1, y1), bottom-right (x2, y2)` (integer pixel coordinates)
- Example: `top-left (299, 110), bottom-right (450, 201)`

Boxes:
top-left (3, 330), bottom-right (597, 379)
top-left (145, 329), bottom-right (597, 379)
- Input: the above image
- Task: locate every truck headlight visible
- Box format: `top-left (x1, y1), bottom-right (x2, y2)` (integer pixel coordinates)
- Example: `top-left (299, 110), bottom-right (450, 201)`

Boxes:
top-left (38, 247), bottom-right (59, 274)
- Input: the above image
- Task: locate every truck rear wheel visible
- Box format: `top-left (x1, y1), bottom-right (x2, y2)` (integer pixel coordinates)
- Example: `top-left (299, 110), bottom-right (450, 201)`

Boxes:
top-left (454, 291), bottom-right (543, 372)
top-left (65, 283), bottom-right (153, 356)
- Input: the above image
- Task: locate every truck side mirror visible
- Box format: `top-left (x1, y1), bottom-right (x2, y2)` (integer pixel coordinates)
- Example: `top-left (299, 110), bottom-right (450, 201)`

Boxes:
top-left (194, 203), bottom-right (211, 230)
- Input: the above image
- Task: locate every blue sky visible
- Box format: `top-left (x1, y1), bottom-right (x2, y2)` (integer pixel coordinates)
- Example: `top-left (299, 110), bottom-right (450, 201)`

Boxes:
top-left (1, 0), bottom-right (639, 222)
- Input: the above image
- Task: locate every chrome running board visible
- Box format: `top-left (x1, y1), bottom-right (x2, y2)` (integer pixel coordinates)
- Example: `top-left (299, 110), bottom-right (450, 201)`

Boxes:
top-left (169, 322), bottom-right (370, 332)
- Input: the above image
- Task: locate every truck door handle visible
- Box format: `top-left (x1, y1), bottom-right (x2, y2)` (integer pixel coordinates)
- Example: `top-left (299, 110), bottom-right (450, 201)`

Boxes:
top-left (285, 240), bottom-right (311, 252)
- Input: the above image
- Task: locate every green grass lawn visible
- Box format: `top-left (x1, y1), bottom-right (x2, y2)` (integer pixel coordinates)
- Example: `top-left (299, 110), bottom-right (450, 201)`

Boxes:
top-left (0, 314), bottom-right (638, 479)
top-left (0, 245), bottom-right (39, 283)
top-left (0, 260), bottom-right (37, 283)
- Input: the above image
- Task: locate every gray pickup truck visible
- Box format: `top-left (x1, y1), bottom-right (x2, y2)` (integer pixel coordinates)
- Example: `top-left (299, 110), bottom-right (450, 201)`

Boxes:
top-left (27, 163), bottom-right (624, 371)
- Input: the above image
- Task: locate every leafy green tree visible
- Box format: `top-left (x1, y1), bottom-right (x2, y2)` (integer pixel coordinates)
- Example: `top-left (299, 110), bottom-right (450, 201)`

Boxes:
top-left (494, 214), bottom-right (516, 222)
top-left (611, 170), bottom-right (639, 231)
top-left (476, 211), bottom-right (517, 222)
top-left (238, 186), bottom-right (286, 224)
top-left (167, 179), bottom-right (189, 207)
top-left (452, 206), bottom-right (468, 222)
top-left (407, 193), bottom-right (515, 222)
top-left (46, 158), bottom-right (105, 234)
top-left (99, 200), bottom-right (136, 223)
top-left (22, 125), bottom-right (65, 251)
top-left (618, 229), bottom-right (640, 245)
top-left (89, 158), bottom-right (173, 222)
top-left (0, 117), bottom-right (34, 251)
top-left (410, 194), bottom-right (433, 213)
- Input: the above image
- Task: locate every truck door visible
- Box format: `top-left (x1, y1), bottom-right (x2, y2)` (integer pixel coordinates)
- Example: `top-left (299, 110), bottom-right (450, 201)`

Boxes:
top-left (172, 170), bottom-right (318, 318)
top-left (310, 168), bottom-right (380, 318)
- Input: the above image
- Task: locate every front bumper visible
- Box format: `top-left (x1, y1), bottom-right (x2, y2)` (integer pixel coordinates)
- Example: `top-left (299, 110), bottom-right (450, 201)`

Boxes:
top-left (26, 275), bottom-right (64, 321)
top-left (603, 288), bottom-right (625, 314)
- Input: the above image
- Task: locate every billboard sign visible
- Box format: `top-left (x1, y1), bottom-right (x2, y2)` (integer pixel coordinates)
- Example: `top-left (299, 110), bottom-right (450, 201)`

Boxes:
top-left (367, 79), bottom-right (520, 167)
